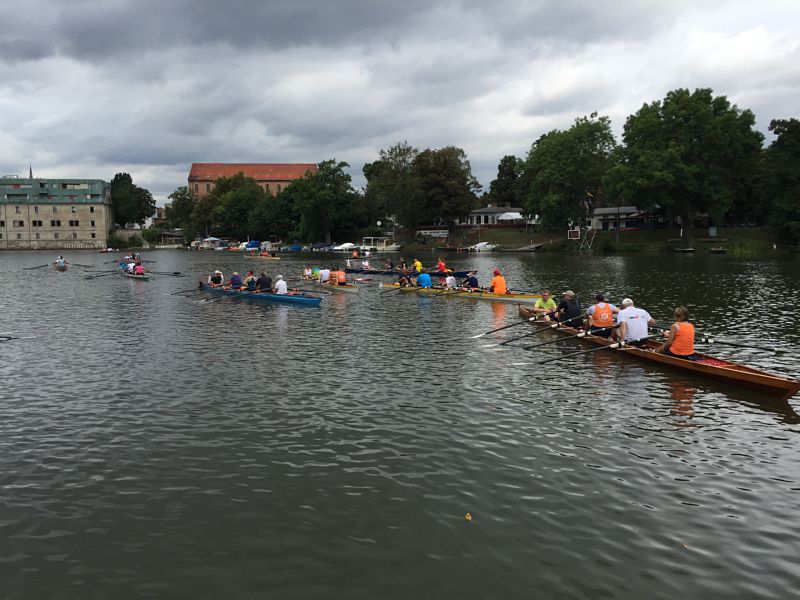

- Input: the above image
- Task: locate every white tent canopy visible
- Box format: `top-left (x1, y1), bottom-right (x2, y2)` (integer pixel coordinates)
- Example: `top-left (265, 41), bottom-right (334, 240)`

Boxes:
top-left (496, 212), bottom-right (524, 221)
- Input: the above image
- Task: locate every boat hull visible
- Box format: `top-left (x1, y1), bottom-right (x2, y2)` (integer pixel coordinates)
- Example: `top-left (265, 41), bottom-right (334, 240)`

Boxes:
top-left (244, 255), bottom-right (281, 260)
top-left (305, 280), bottom-right (359, 293)
top-left (346, 268), bottom-right (471, 278)
top-left (199, 284), bottom-right (322, 306)
top-left (518, 306), bottom-right (800, 401)
top-left (384, 283), bottom-right (541, 303)
top-left (122, 273), bottom-right (149, 280)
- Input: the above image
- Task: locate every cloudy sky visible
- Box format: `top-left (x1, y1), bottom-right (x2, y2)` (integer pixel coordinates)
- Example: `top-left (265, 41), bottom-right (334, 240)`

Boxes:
top-left (1, 0), bottom-right (798, 204)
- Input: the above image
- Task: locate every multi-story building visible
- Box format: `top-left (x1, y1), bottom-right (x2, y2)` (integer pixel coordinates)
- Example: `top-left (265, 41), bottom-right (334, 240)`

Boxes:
top-left (188, 163), bottom-right (317, 198)
top-left (0, 176), bottom-right (113, 250)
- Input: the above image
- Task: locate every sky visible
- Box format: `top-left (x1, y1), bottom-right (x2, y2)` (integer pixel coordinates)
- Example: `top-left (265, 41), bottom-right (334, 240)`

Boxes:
top-left (1, 0), bottom-right (799, 205)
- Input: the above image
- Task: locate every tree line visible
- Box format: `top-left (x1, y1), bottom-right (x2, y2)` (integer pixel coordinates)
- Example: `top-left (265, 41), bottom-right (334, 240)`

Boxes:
top-left (160, 87), bottom-right (800, 245)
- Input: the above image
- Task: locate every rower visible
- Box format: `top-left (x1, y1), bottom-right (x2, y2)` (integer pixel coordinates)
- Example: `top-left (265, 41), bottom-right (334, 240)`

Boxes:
top-left (243, 270), bottom-right (257, 290)
top-left (615, 298), bottom-right (656, 344)
top-left (274, 275), bottom-right (288, 295)
top-left (56, 256), bottom-right (66, 269)
top-left (362, 258), bottom-right (371, 271)
top-left (126, 259), bottom-right (136, 273)
top-left (436, 257), bottom-right (449, 273)
top-left (333, 267), bottom-right (347, 286)
top-left (416, 268), bottom-right (433, 288)
top-left (532, 289), bottom-right (557, 319)
top-left (462, 272), bottom-right (479, 289)
top-left (319, 266), bottom-right (331, 283)
top-left (489, 269), bottom-right (507, 294)
top-left (412, 257), bottom-right (423, 273)
top-left (228, 271), bottom-right (243, 289)
top-left (384, 258), bottom-right (394, 270)
top-left (555, 290), bottom-right (583, 327)
top-left (586, 293), bottom-right (617, 337)
top-left (256, 272), bottom-right (273, 292)
top-left (658, 306), bottom-right (697, 359)
top-left (445, 273), bottom-right (457, 289)
top-left (134, 261), bottom-right (146, 275)
top-left (399, 257), bottom-right (408, 272)
top-left (209, 270), bottom-right (223, 286)
top-left (303, 265), bottom-right (313, 279)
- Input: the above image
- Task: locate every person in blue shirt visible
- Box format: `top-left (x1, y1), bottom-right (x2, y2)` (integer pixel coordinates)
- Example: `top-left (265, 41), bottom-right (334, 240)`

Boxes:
top-left (461, 272), bottom-right (479, 289)
top-left (416, 269), bottom-right (433, 288)
top-left (228, 271), bottom-right (243, 289)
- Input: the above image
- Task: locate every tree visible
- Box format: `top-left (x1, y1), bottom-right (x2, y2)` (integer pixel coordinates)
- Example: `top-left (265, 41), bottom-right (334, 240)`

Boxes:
top-left (610, 88), bottom-right (763, 242)
top-left (165, 186), bottom-right (195, 231)
top-left (488, 155), bottom-right (525, 207)
top-left (363, 141), bottom-right (419, 231)
top-left (761, 118), bottom-right (800, 244)
top-left (522, 113), bottom-right (616, 230)
top-left (110, 173), bottom-right (156, 227)
top-left (411, 146), bottom-right (480, 226)
top-left (208, 173), bottom-right (268, 239)
top-left (248, 192), bottom-right (297, 241)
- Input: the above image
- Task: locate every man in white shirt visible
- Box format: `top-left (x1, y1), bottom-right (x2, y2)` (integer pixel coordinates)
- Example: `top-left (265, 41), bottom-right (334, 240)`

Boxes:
top-left (616, 298), bottom-right (656, 343)
top-left (445, 274), bottom-right (457, 289)
top-left (319, 267), bottom-right (331, 283)
top-left (274, 275), bottom-right (288, 295)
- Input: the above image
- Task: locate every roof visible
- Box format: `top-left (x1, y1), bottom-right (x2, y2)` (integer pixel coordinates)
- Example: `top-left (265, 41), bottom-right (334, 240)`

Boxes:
top-left (189, 163), bottom-right (317, 182)
top-left (592, 206), bottom-right (639, 216)
top-left (470, 205), bottom-right (523, 215)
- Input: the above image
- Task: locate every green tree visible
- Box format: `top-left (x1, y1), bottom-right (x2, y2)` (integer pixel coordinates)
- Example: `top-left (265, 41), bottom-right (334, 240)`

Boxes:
top-left (411, 146), bottom-right (480, 226)
top-left (522, 113), bottom-right (616, 230)
top-left (610, 88), bottom-right (763, 242)
top-left (248, 191), bottom-right (297, 241)
top-left (489, 155), bottom-right (525, 207)
top-left (363, 141), bottom-right (419, 231)
top-left (165, 186), bottom-right (196, 232)
top-left (209, 173), bottom-right (268, 239)
top-left (761, 118), bottom-right (800, 244)
top-left (110, 173), bottom-right (156, 227)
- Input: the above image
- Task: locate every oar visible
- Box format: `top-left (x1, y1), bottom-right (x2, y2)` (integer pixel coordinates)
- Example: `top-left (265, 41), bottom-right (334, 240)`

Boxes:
top-left (378, 283), bottom-right (407, 295)
top-left (85, 272), bottom-right (120, 279)
top-left (150, 271), bottom-right (184, 276)
top-left (22, 264), bottom-right (51, 270)
top-left (470, 311), bottom-right (556, 339)
top-left (695, 337), bottom-right (787, 354)
top-left (291, 285), bottom-right (333, 295)
top-left (535, 334), bottom-right (662, 365)
top-left (170, 286), bottom-right (206, 295)
top-left (69, 262), bottom-right (94, 268)
top-left (434, 287), bottom-right (467, 297)
top-left (522, 324), bottom-right (618, 350)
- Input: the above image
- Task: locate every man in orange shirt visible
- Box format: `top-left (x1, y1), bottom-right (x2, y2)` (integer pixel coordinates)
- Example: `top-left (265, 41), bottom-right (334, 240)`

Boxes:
top-left (489, 269), bottom-right (507, 294)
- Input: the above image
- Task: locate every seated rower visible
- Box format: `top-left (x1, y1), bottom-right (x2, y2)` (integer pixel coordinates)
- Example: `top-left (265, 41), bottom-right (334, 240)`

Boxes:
top-left (658, 306), bottom-right (697, 359)
top-left (333, 268), bottom-right (347, 286)
top-left (133, 261), bottom-right (146, 275)
top-left (445, 273), bottom-right (457, 289)
top-left (56, 256), bottom-right (66, 269)
top-left (256, 272), bottom-right (273, 292)
top-left (398, 272), bottom-right (413, 287)
top-left (436, 257), bottom-right (450, 273)
top-left (274, 275), bottom-right (288, 295)
top-left (615, 298), bottom-right (656, 344)
top-left (412, 257), bottom-right (423, 273)
top-left (461, 272), bottom-right (479, 290)
top-left (532, 289), bottom-right (557, 319)
top-left (362, 259), bottom-right (371, 271)
top-left (489, 269), bottom-right (507, 294)
top-left (319, 266), bottom-right (331, 283)
top-left (416, 268), bottom-right (433, 288)
top-left (208, 270), bottom-right (224, 286)
top-left (555, 290), bottom-right (583, 327)
top-left (384, 258), bottom-right (394, 270)
top-left (586, 293), bottom-right (617, 337)
top-left (227, 271), bottom-right (243, 289)
top-left (243, 270), bottom-right (257, 291)
top-left (303, 265), bottom-right (313, 279)
top-left (126, 260), bottom-right (136, 273)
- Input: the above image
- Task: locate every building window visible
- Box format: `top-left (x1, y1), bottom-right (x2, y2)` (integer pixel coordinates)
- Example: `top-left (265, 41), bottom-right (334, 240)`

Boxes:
top-left (0, 220), bottom-right (4, 227)
top-left (68, 220), bottom-right (79, 227)
top-left (91, 233), bottom-right (96, 239)
top-left (194, 184), bottom-right (198, 193)
top-left (35, 233), bottom-right (40, 240)
top-left (71, 206), bottom-right (76, 212)
top-left (90, 220), bottom-right (96, 227)
top-left (54, 233), bottom-right (59, 239)
top-left (206, 183), bottom-right (210, 192)
top-left (32, 220), bottom-right (42, 227)
top-left (13, 220), bottom-right (24, 227)
top-left (53, 206), bottom-right (58, 213)
top-left (34, 206), bottom-right (39, 213)
top-left (39, 182), bottom-right (46, 188)
top-left (90, 206), bottom-right (95, 213)
top-left (51, 220), bottom-right (61, 227)
top-left (15, 205), bottom-right (20, 213)
top-left (16, 233), bottom-right (22, 240)
top-left (72, 232), bottom-right (77, 239)
top-left (277, 184), bottom-right (282, 193)
top-left (0, 233), bottom-right (2, 239)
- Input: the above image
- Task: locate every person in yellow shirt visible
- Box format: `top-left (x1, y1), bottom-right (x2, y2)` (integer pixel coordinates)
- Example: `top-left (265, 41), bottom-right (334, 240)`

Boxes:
top-left (489, 269), bottom-right (507, 294)
top-left (532, 289), bottom-right (557, 319)
top-left (412, 257), bottom-right (423, 273)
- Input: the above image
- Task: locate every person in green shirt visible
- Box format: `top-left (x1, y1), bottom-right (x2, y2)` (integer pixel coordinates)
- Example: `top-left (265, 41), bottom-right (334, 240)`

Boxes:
top-left (532, 289), bottom-right (557, 319)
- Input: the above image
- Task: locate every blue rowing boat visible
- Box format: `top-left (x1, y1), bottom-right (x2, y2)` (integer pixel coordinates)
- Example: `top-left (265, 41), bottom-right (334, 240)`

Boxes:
top-left (344, 268), bottom-right (472, 278)
top-left (198, 284), bottom-right (322, 307)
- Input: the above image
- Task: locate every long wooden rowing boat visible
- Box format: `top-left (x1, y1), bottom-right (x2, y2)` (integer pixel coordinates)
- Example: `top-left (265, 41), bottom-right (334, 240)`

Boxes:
top-left (305, 280), bottom-right (359, 293)
top-left (122, 272), bottom-right (149, 280)
top-left (518, 305), bottom-right (800, 401)
top-left (198, 284), bottom-right (322, 306)
top-left (244, 255), bottom-right (281, 260)
top-left (345, 268), bottom-right (472, 278)
top-left (383, 283), bottom-right (541, 304)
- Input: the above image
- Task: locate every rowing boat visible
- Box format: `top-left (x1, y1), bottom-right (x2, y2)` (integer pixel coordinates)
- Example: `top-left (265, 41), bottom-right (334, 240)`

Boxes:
top-left (383, 283), bottom-right (541, 304)
top-left (346, 268), bottom-right (472, 278)
top-left (244, 255), bottom-right (281, 260)
top-left (54, 264), bottom-right (67, 272)
top-left (198, 284), bottom-right (322, 306)
top-left (305, 280), bottom-right (359, 293)
top-left (518, 305), bottom-right (800, 401)
top-left (122, 272), bottom-right (149, 280)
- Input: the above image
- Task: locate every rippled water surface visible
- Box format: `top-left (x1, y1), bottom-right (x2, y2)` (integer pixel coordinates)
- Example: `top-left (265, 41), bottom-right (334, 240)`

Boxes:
top-left (1, 250), bottom-right (799, 599)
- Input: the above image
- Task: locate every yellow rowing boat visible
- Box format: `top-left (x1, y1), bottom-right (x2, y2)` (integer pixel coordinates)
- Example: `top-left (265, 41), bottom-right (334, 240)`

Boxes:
top-left (381, 283), bottom-right (541, 303)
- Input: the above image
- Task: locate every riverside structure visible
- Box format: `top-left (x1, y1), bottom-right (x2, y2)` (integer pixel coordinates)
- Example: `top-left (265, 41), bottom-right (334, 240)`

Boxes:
top-left (0, 176), bottom-right (113, 250)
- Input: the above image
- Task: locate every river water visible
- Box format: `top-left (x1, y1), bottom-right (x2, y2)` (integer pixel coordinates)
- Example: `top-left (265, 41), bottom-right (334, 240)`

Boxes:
top-left (1, 249), bottom-right (799, 599)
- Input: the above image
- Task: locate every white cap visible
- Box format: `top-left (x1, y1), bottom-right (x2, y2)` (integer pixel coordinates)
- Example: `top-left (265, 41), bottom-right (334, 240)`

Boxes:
top-left (277, 275), bottom-right (284, 280)
top-left (621, 298), bottom-right (633, 306)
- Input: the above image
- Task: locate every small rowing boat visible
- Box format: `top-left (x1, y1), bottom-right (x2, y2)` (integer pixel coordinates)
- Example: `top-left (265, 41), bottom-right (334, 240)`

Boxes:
top-left (346, 268), bottom-right (472, 278)
top-left (383, 283), bottom-right (541, 304)
top-left (198, 284), bottom-right (322, 306)
top-left (122, 272), bottom-right (150, 280)
top-left (244, 254), bottom-right (281, 260)
top-left (54, 264), bottom-right (67, 272)
top-left (305, 280), bottom-right (359, 293)
top-left (518, 305), bottom-right (800, 401)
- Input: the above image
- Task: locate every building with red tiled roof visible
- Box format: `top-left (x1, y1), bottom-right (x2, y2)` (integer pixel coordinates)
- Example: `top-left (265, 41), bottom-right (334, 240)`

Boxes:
top-left (188, 163), bottom-right (318, 197)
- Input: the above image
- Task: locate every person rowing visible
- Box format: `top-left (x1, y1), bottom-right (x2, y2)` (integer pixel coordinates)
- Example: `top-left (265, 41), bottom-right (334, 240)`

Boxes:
top-left (318, 266), bottom-right (331, 283)
top-left (658, 306), bottom-right (697, 359)
top-left (208, 270), bottom-right (223, 286)
top-left (274, 274), bottom-right (288, 295)
top-left (416, 268), bottom-right (433, 288)
top-left (615, 298), bottom-right (656, 344)
top-left (55, 256), bottom-right (66, 269)
top-left (532, 289), bottom-right (557, 319)
top-left (586, 293), bottom-right (617, 337)
top-left (384, 257), bottom-right (394, 270)
top-left (133, 261), bottom-right (146, 276)
top-left (331, 267), bottom-right (347, 285)
top-left (256, 272), bottom-right (273, 292)
top-left (303, 265), bottom-right (313, 279)
top-left (243, 270), bottom-right (257, 291)
top-left (436, 257), bottom-right (451, 273)
top-left (461, 272), bottom-right (479, 290)
top-left (489, 269), bottom-right (507, 294)
top-left (445, 273), bottom-right (457, 289)
top-left (412, 257), bottom-right (423, 273)
top-left (555, 290), bottom-right (583, 327)
top-left (227, 271), bottom-right (243, 289)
